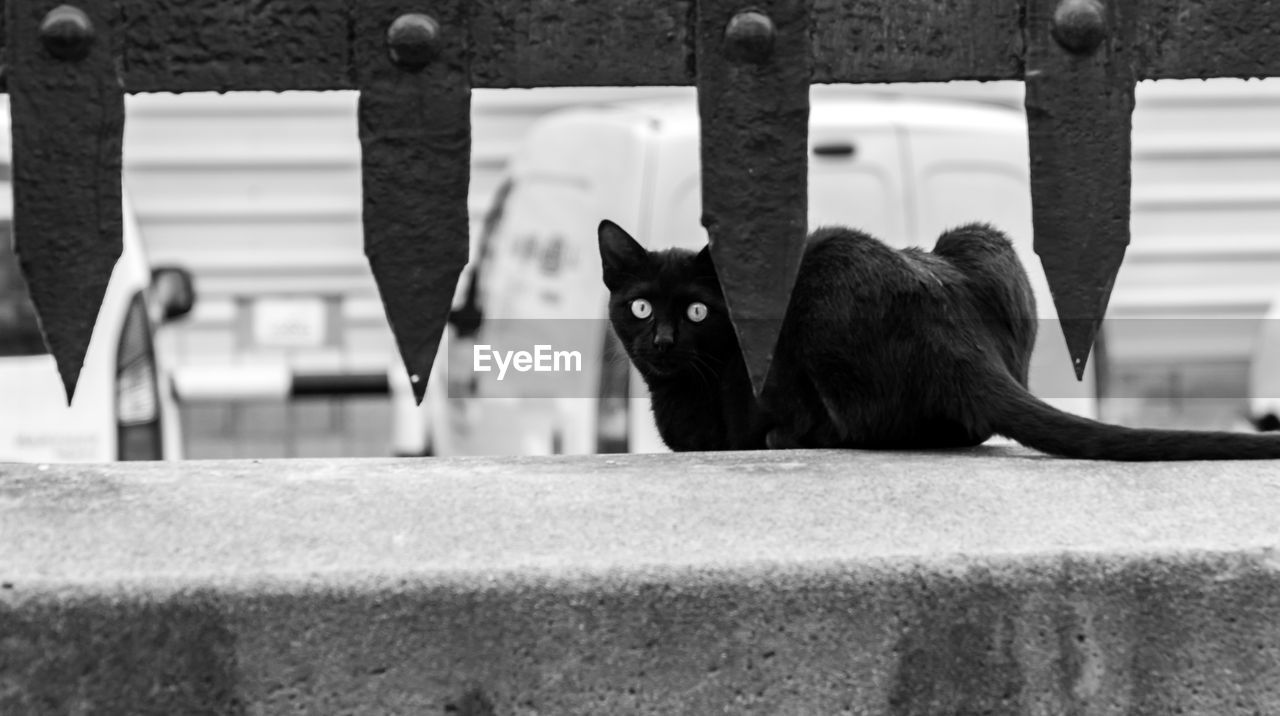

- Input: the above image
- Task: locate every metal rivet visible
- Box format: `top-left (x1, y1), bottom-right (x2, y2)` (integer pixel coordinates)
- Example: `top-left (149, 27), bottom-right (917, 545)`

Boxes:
top-left (387, 13), bottom-right (440, 70)
top-left (1051, 0), bottom-right (1107, 55)
top-left (724, 11), bottom-right (776, 64)
top-left (40, 5), bottom-right (95, 62)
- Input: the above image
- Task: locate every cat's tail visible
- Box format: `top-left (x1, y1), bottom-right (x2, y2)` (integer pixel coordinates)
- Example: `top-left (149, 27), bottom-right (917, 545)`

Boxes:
top-left (984, 369), bottom-right (1280, 461)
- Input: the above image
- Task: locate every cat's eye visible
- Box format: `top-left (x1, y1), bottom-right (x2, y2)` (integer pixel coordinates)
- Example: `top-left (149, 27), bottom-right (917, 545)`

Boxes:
top-left (686, 302), bottom-right (708, 323)
top-left (630, 298), bottom-right (653, 319)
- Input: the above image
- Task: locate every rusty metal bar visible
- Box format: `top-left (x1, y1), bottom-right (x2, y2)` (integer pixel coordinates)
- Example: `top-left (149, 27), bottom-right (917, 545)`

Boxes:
top-left (1025, 0), bottom-right (1137, 377)
top-left (7, 1), bottom-right (124, 402)
top-left (1134, 1), bottom-right (1280, 80)
top-left (469, 0), bottom-right (695, 88)
top-left (696, 0), bottom-right (811, 396)
top-left (0, 0), bottom-right (1272, 93)
top-left (3, 0), bottom-right (1280, 403)
top-left (810, 0), bottom-right (1023, 83)
top-left (118, 0), bottom-right (350, 92)
top-left (356, 2), bottom-right (471, 405)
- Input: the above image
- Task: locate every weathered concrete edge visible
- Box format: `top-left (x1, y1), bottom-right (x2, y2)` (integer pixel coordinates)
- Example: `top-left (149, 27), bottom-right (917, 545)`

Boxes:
top-left (7, 448), bottom-right (1280, 584)
top-left (4, 543), bottom-right (1279, 603)
top-left (5, 449), bottom-right (1280, 712)
top-left (5, 545), bottom-right (1280, 714)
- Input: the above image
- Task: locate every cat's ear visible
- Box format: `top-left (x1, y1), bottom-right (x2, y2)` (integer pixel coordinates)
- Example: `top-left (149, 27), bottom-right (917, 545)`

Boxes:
top-left (693, 244), bottom-right (717, 279)
top-left (598, 220), bottom-right (647, 290)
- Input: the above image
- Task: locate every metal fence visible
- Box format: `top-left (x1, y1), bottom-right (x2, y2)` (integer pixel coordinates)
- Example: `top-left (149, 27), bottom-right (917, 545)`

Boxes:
top-left (7, 0), bottom-right (1280, 405)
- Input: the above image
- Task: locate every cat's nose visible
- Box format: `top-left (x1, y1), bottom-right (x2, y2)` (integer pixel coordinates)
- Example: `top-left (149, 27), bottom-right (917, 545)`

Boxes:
top-left (653, 326), bottom-right (675, 351)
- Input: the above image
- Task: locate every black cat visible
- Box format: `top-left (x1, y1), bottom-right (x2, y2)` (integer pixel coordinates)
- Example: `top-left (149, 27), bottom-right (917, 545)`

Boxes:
top-left (598, 219), bottom-right (1280, 460)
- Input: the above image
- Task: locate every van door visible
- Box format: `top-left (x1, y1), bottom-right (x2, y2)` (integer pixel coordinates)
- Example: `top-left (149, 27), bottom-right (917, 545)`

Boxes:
top-left (449, 113), bottom-right (655, 455)
top-left (457, 174), bottom-right (601, 455)
top-left (807, 122), bottom-right (910, 245)
top-left (644, 121), bottom-right (910, 250)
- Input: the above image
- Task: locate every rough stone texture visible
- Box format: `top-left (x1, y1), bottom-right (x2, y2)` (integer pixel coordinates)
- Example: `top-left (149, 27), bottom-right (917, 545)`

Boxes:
top-left (5, 447), bottom-right (1280, 713)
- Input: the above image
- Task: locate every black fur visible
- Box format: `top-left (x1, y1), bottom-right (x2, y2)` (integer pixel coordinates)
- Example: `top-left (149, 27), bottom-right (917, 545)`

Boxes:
top-left (598, 219), bottom-right (1280, 460)
top-left (600, 220), bottom-right (767, 450)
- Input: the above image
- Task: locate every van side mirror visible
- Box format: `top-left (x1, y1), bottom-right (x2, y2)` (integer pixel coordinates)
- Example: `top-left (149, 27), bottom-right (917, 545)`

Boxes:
top-left (149, 266), bottom-right (195, 323)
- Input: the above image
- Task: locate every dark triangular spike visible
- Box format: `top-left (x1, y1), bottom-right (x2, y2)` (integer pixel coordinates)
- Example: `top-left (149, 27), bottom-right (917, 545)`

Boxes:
top-left (16, 247), bottom-right (117, 403)
top-left (709, 241), bottom-right (803, 395)
top-left (696, 0), bottom-right (811, 398)
top-left (364, 249), bottom-right (466, 404)
top-left (1039, 246), bottom-right (1125, 379)
top-left (1025, 0), bottom-right (1136, 382)
top-left (357, 1), bottom-right (470, 405)
top-left (8, 0), bottom-right (124, 404)
top-left (1061, 319), bottom-right (1100, 380)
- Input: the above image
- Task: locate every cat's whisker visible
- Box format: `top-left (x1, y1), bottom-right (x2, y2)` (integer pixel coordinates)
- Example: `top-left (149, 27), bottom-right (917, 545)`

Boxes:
top-left (675, 351), bottom-right (722, 392)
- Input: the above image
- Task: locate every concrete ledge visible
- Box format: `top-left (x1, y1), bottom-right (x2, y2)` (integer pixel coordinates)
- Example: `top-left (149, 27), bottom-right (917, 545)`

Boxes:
top-left (4, 447), bottom-right (1280, 713)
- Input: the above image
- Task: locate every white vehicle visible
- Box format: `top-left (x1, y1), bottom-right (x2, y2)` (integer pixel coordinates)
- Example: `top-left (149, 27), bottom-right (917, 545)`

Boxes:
top-left (0, 131), bottom-right (193, 462)
top-left (1250, 293), bottom-right (1280, 431)
top-left (434, 92), bottom-right (1099, 455)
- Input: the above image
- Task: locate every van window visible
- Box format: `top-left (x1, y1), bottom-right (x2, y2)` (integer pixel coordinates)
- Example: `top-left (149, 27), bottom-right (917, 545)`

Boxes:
top-left (0, 221), bottom-right (47, 356)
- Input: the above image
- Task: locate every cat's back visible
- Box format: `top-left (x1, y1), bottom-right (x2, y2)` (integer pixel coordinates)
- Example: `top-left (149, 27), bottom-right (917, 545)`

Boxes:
top-left (803, 225), bottom-right (894, 264)
top-left (930, 222), bottom-right (1036, 323)
top-left (931, 223), bottom-right (1025, 281)
top-left (786, 223), bottom-right (1028, 334)
top-left (794, 225), bottom-right (952, 302)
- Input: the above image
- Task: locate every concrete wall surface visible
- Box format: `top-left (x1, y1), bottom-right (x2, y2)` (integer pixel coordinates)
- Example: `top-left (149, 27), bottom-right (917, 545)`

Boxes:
top-left (4, 448), bottom-right (1280, 714)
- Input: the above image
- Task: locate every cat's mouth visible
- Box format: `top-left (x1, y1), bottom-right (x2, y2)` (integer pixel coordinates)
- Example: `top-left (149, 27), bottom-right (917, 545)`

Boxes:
top-left (635, 357), bottom-right (677, 378)
top-left (634, 353), bottom-right (698, 379)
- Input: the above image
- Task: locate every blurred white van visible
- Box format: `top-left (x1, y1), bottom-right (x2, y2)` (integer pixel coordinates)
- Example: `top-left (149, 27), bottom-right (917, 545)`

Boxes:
top-left (0, 122), bottom-right (193, 462)
top-left (1250, 294), bottom-right (1280, 431)
top-left (433, 91), bottom-right (1099, 455)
